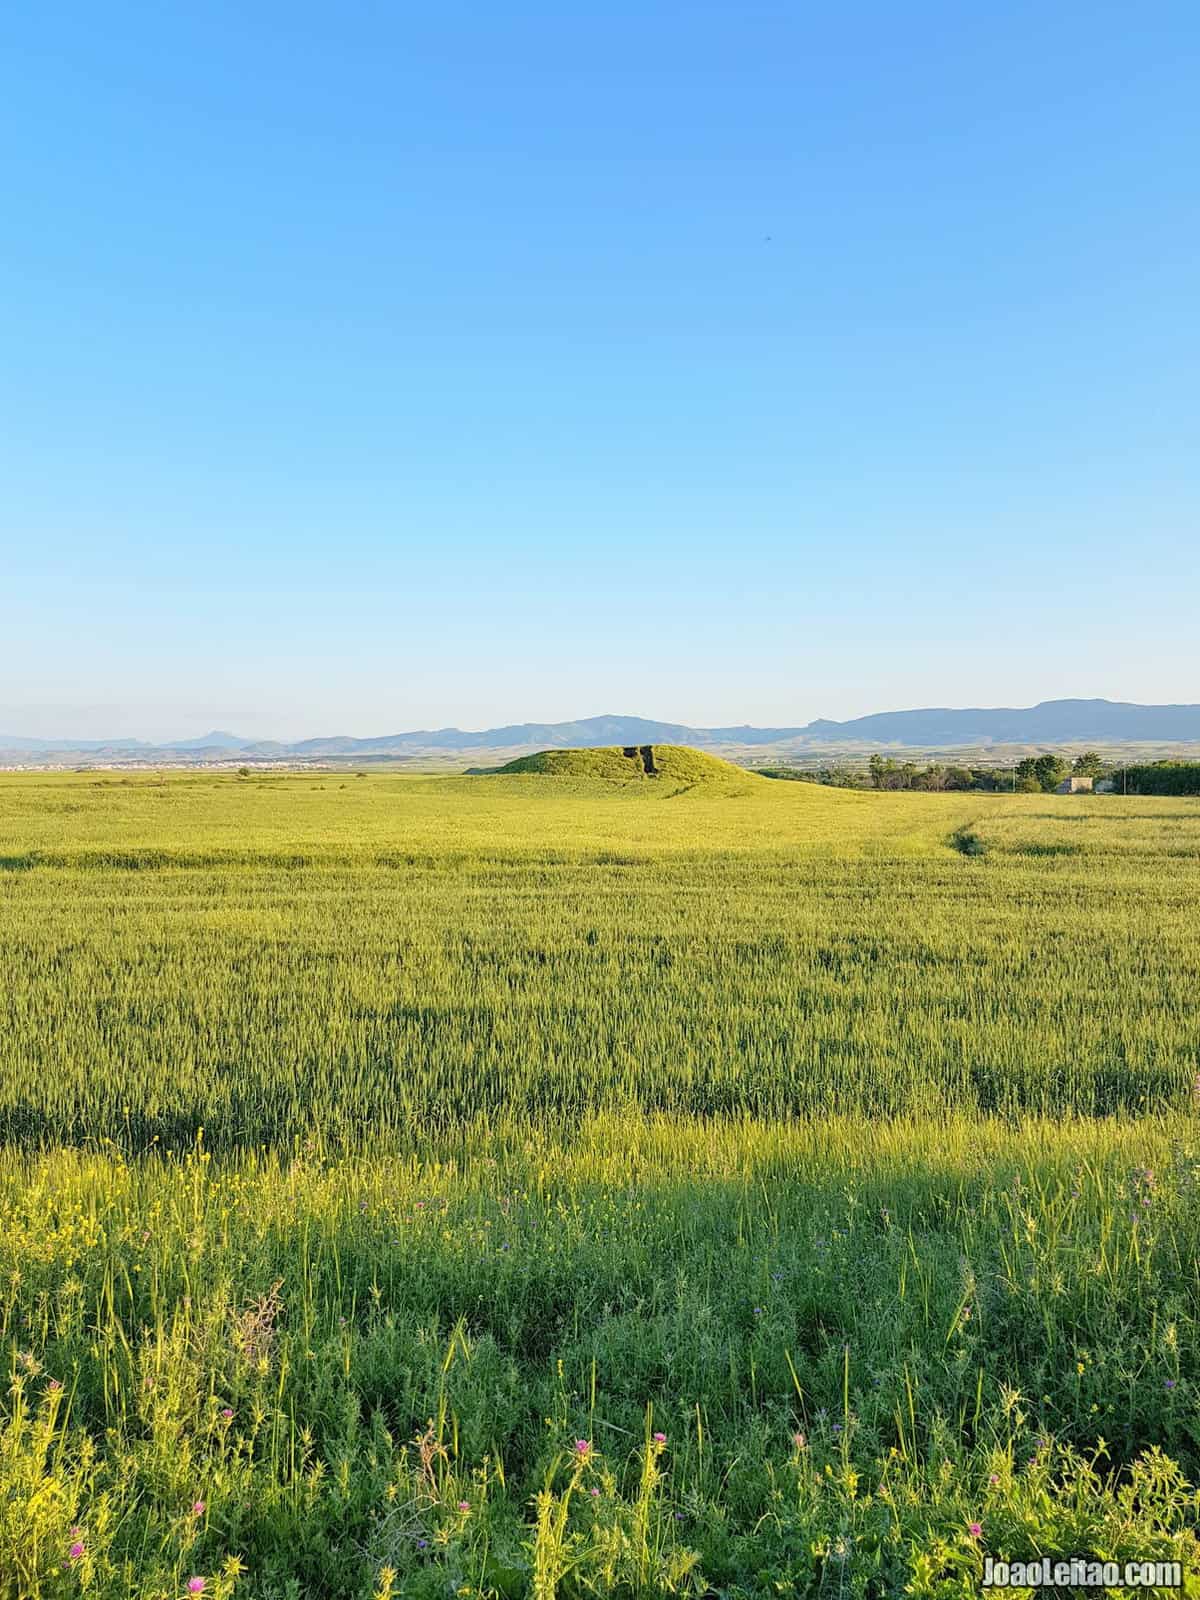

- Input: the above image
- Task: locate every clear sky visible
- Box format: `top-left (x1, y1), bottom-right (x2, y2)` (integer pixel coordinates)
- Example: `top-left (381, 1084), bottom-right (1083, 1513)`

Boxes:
top-left (3, 1), bottom-right (1197, 740)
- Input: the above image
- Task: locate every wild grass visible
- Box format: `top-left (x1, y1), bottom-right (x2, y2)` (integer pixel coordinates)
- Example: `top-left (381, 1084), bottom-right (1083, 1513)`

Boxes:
top-left (4, 1118), bottom-right (1200, 1597)
top-left (1, 772), bottom-right (1198, 1595)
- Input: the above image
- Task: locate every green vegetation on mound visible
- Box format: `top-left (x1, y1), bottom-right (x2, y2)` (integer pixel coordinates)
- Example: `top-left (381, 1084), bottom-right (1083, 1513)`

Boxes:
top-left (491, 743), bottom-right (757, 786)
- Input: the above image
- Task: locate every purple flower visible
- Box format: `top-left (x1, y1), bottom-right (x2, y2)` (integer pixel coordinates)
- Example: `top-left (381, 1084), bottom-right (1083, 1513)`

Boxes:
top-left (573, 1439), bottom-right (591, 1456)
top-left (417, 1538), bottom-right (428, 1550)
top-left (187, 1581), bottom-right (205, 1596)
top-left (653, 1431), bottom-right (666, 1444)
top-left (968, 1522), bottom-right (982, 1539)
top-left (988, 1473), bottom-right (999, 1486)
top-left (219, 1407), bottom-right (233, 1421)
top-left (457, 1500), bottom-right (470, 1512)
top-left (68, 1541), bottom-right (85, 1562)
top-left (1165, 1378), bottom-right (1178, 1389)
top-left (191, 1500), bottom-right (206, 1516)
top-left (590, 1486), bottom-right (600, 1497)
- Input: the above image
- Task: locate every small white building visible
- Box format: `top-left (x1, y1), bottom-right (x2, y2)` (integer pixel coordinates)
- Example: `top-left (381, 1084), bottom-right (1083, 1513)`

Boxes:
top-left (1055, 774), bottom-right (1094, 794)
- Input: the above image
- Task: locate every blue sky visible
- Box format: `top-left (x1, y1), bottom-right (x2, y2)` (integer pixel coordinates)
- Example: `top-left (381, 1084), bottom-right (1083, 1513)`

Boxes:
top-left (3, 1), bottom-right (1197, 740)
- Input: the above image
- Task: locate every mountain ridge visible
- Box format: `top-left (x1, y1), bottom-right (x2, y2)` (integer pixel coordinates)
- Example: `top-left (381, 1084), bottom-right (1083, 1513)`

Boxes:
top-left (4, 699), bottom-right (1200, 761)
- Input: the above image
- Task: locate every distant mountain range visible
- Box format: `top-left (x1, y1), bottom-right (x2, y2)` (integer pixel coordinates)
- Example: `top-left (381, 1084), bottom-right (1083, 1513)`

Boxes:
top-left (804, 698), bottom-right (1200, 745)
top-left (4, 700), bottom-right (1200, 764)
top-left (0, 729), bottom-right (252, 752)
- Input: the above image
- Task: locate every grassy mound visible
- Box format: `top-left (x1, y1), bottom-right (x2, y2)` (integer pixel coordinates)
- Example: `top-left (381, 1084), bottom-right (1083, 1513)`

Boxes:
top-left (491, 743), bottom-right (757, 785)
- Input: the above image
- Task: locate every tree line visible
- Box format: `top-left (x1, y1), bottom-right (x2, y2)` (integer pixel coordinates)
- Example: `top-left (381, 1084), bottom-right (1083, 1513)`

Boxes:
top-left (1105, 761), bottom-right (1200, 796)
top-left (762, 752), bottom-right (1108, 792)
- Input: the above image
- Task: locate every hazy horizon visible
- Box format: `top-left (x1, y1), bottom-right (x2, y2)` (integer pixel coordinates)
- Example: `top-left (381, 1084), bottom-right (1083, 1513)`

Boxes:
top-left (5, 693), bottom-right (1200, 748)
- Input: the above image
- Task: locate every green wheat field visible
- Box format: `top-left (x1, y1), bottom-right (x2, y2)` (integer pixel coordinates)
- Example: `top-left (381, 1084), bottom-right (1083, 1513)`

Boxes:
top-left (2, 765), bottom-right (1199, 1597)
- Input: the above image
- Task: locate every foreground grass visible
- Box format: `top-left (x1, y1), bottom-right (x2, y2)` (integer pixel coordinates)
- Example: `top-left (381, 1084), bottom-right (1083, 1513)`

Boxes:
top-left (4, 1118), bottom-right (1199, 1596)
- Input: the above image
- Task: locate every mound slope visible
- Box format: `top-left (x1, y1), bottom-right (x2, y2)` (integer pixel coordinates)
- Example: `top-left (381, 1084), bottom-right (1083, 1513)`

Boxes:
top-left (490, 744), bottom-right (758, 785)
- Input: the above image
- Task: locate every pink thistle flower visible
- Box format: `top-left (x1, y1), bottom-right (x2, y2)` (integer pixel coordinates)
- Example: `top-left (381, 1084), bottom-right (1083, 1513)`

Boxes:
top-left (219, 1407), bottom-right (233, 1421)
top-left (968, 1522), bottom-right (982, 1539)
top-left (573, 1439), bottom-right (591, 1456)
top-left (187, 1580), bottom-right (205, 1595)
top-left (68, 1541), bottom-right (85, 1562)
top-left (457, 1499), bottom-right (470, 1512)
top-left (47, 1378), bottom-right (63, 1392)
top-left (191, 1500), bottom-right (206, 1516)
top-left (652, 1431), bottom-right (666, 1444)
top-left (590, 1486), bottom-right (600, 1497)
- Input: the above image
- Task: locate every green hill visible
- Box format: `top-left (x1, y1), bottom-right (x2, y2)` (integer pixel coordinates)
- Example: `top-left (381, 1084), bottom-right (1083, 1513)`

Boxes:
top-left (490, 743), bottom-right (758, 785)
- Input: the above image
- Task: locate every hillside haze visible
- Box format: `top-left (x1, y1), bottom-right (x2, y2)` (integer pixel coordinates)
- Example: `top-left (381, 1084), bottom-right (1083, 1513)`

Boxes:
top-left (805, 698), bottom-right (1200, 744)
top-left (4, 699), bottom-right (1200, 764)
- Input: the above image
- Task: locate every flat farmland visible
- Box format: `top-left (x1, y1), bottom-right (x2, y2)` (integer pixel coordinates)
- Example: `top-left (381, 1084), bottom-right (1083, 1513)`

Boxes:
top-left (1, 773), bottom-right (1198, 1145)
